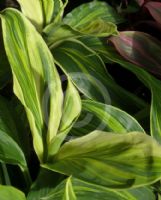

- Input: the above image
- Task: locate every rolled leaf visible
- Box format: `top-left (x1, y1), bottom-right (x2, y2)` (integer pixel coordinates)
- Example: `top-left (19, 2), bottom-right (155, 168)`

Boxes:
top-left (42, 0), bottom-right (54, 25)
top-left (48, 80), bottom-right (81, 157)
top-left (110, 31), bottom-right (161, 77)
top-left (1, 9), bottom-right (63, 161)
top-left (59, 80), bottom-right (81, 134)
top-left (44, 131), bottom-right (161, 189)
top-left (64, 1), bottom-right (124, 28)
top-left (145, 2), bottom-right (161, 24)
top-left (44, 177), bottom-right (155, 200)
top-left (0, 186), bottom-right (26, 200)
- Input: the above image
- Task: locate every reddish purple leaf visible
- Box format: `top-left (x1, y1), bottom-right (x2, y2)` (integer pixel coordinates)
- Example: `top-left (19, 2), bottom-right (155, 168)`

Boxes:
top-left (109, 31), bottom-right (161, 76)
top-left (135, 0), bottom-right (145, 6)
top-left (145, 2), bottom-right (161, 24)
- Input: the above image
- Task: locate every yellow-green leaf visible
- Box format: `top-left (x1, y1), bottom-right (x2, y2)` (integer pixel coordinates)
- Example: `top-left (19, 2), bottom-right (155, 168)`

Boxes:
top-left (1, 8), bottom-right (63, 161)
top-left (44, 131), bottom-right (161, 189)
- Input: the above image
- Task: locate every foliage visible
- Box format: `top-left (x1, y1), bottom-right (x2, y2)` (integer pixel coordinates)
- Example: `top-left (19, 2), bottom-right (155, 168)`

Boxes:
top-left (0, 0), bottom-right (161, 199)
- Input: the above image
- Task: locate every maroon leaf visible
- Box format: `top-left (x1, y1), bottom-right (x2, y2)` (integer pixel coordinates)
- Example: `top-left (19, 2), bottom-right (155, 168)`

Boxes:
top-left (109, 31), bottom-right (161, 77)
top-left (135, 0), bottom-right (145, 6)
top-left (145, 2), bottom-right (161, 24)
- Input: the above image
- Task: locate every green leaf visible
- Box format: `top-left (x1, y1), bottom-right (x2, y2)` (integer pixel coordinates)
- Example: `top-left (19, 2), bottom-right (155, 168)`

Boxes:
top-left (52, 39), bottom-right (147, 113)
top-left (105, 34), bottom-right (161, 144)
top-left (0, 95), bottom-right (27, 168)
top-left (1, 8), bottom-right (63, 161)
top-left (42, 0), bottom-right (54, 25)
top-left (77, 19), bottom-right (118, 37)
top-left (0, 186), bottom-right (26, 200)
top-left (44, 177), bottom-right (155, 200)
top-left (64, 1), bottom-right (124, 29)
top-left (44, 19), bottom-right (117, 49)
top-left (48, 80), bottom-right (81, 157)
top-left (43, 24), bottom-right (81, 48)
top-left (0, 95), bottom-right (30, 156)
top-left (17, 0), bottom-right (68, 30)
top-left (59, 80), bottom-right (81, 134)
top-left (52, 0), bottom-right (68, 25)
top-left (44, 131), bottom-right (161, 189)
top-left (27, 168), bottom-right (63, 200)
top-left (71, 100), bottom-right (144, 136)
top-left (0, 129), bottom-right (27, 168)
top-left (17, 0), bottom-right (44, 31)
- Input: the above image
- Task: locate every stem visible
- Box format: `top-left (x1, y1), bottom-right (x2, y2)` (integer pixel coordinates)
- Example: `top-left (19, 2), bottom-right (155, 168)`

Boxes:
top-left (20, 166), bottom-right (32, 190)
top-left (1, 163), bottom-right (11, 185)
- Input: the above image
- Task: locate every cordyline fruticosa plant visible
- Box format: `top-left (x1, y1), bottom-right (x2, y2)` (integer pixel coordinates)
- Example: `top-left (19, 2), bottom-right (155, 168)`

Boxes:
top-left (0, 0), bottom-right (161, 199)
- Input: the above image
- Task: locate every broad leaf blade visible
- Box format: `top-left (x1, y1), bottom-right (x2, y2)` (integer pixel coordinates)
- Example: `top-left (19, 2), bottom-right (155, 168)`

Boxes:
top-left (1, 8), bottom-right (63, 161)
top-left (27, 168), bottom-right (63, 200)
top-left (43, 20), bottom-right (117, 48)
top-left (52, 39), bottom-right (147, 113)
top-left (0, 129), bottom-right (26, 168)
top-left (44, 177), bottom-right (155, 200)
top-left (43, 24), bottom-right (81, 47)
top-left (71, 100), bottom-right (144, 136)
top-left (64, 1), bottom-right (124, 28)
top-left (0, 186), bottom-right (26, 200)
top-left (145, 2), bottom-right (161, 24)
top-left (44, 131), bottom-right (161, 189)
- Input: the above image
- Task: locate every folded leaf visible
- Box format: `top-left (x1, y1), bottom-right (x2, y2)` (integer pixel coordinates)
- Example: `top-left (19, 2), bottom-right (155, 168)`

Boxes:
top-left (71, 100), bottom-right (144, 136)
top-left (1, 9), bottom-right (63, 161)
top-left (42, 0), bottom-right (54, 25)
top-left (145, 2), bottom-right (161, 24)
top-left (64, 1), bottom-right (124, 29)
top-left (44, 177), bottom-right (155, 200)
top-left (48, 80), bottom-right (81, 157)
top-left (0, 186), bottom-right (26, 200)
top-left (44, 131), bottom-right (161, 189)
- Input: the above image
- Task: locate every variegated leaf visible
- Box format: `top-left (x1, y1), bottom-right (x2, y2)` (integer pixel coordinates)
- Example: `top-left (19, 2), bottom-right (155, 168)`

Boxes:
top-left (1, 8), bottom-right (63, 161)
top-left (44, 131), bottom-right (161, 189)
